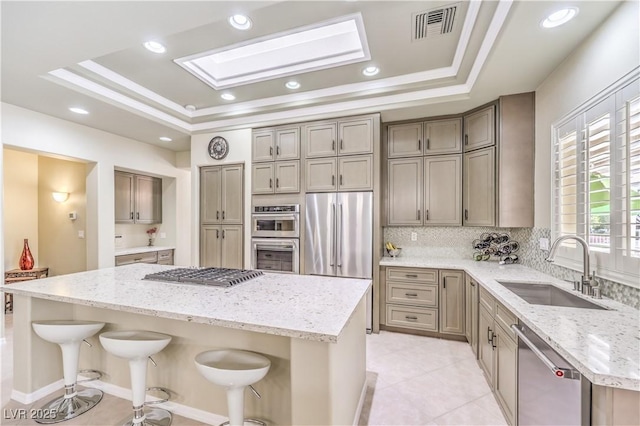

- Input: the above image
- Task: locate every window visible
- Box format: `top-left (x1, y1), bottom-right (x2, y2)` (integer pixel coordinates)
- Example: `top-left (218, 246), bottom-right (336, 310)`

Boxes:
top-left (552, 74), bottom-right (640, 287)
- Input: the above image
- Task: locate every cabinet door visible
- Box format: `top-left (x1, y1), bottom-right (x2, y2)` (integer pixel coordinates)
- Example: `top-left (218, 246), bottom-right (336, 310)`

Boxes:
top-left (135, 175), bottom-right (162, 224)
top-left (201, 167), bottom-right (222, 224)
top-left (464, 105), bottom-right (495, 151)
top-left (306, 158), bottom-right (337, 192)
top-left (387, 158), bottom-right (422, 225)
top-left (338, 154), bottom-right (372, 191)
top-left (221, 225), bottom-right (243, 269)
top-left (424, 118), bottom-right (462, 154)
top-left (338, 118), bottom-right (373, 155)
top-left (387, 123), bottom-right (423, 158)
top-left (495, 324), bottom-right (517, 425)
top-left (478, 305), bottom-right (495, 388)
top-left (252, 129), bottom-right (275, 162)
top-left (221, 165), bottom-right (243, 224)
top-left (463, 147), bottom-right (495, 226)
top-left (304, 122), bottom-right (337, 158)
top-left (276, 127), bottom-right (300, 160)
top-left (252, 163), bottom-right (274, 194)
top-left (424, 155), bottom-right (461, 225)
top-left (275, 160), bottom-right (300, 193)
top-left (465, 276), bottom-right (479, 357)
top-left (115, 171), bottom-right (135, 223)
top-left (439, 270), bottom-right (465, 335)
top-left (200, 225), bottom-right (221, 267)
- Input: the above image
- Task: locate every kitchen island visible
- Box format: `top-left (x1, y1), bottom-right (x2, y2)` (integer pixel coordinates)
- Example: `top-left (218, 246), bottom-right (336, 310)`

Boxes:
top-left (7, 264), bottom-right (371, 425)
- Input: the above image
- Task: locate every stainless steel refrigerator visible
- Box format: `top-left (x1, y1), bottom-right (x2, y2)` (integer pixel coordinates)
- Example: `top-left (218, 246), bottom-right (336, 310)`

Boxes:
top-left (305, 192), bottom-right (373, 330)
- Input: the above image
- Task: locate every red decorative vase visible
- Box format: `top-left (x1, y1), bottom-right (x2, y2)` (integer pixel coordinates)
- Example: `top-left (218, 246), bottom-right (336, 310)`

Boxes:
top-left (19, 238), bottom-right (34, 270)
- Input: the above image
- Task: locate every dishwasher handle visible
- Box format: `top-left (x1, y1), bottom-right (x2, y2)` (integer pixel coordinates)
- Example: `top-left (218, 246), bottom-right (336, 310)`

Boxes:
top-left (511, 324), bottom-right (581, 380)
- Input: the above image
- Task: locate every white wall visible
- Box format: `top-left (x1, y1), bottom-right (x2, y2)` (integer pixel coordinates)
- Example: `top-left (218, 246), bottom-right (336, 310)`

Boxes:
top-left (190, 129), bottom-right (253, 266)
top-left (1, 103), bottom-right (192, 267)
top-left (534, 1), bottom-right (640, 228)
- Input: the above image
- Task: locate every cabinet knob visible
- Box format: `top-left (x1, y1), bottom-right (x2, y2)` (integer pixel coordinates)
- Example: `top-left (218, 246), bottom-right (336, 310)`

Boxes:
top-left (276, 178), bottom-right (279, 188)
top-left (332, 140), bottom-right (335, 151)
top-left (465, 209), bottom-right (469, 221)
top-left (332, 175), bottom-right (335, 186)
top-left (276, 146), bottom-right (280, 156)
top-left (269, 178), bottom-right (273, 188)
top-left (340, 139), bottom-right (344, 150)
top-left (425, 209), bottom-right (429, 221)
top-left (405, 293), bottom-right (418, 297)
top-left (418, 139), bottom-right (421, 151)
top-left (216, 229), bottom-right (219, 239)
top-left (136, 212), bottom-right (140, 220)
top-left (465, 134), bottom-right (469, 145)
top-left (269, 146), bottom-right (273, 156)
top-left (405, 315), bottom-right (418, 321)
top-left (130, 212), bottom-right (134, 220)
top-left (426, 138), bottom-right (430, 150)
top-left (222, 230), bottom-right (226, 238)
top-left (217, 211), bottom-right (220, 220)
top-left (340, 175), bottom-right (343, 186)
top-left (222, 211), bottom-right (225, 220)
top-left (417, 210), bottom-right (421, 220)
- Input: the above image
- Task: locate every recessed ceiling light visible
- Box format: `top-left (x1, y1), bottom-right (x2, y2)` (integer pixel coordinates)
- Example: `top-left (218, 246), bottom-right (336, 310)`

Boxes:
top-left (285, 81), bottom-right (301, 90)
top-left (159, 137), bottom-right (172, 142)
top-left (69, 107), bottom-right (89, 115)
top-left (229, 14), bottom-right (252, 30)
top-left (362, 66), bottom-right (379, 77)
top-left (221, 93), bottom-right (236, 101)
top-left (185, 104), bottom-right (196, 112)
top-left (144, 41), bottom-right (166, 54)
top-left (541, 7), bottom-right (578, 28)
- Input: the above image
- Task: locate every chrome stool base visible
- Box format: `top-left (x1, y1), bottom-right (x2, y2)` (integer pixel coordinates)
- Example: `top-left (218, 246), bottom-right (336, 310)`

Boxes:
top-left (34, 388), bottom-right (103, 424)
top-left (121, 407), bottom-right (172, 426)
top-left (219, 419), bottom-right (266, 426)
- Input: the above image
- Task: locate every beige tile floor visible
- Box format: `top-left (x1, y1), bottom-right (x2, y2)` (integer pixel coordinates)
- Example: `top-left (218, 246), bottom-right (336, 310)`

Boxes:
top-left (2, 315), bottom-right (506, 425)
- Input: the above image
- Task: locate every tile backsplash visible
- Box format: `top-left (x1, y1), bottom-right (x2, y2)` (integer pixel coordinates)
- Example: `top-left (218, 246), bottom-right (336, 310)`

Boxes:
top-left (384, 226), bottom-right (640, 309)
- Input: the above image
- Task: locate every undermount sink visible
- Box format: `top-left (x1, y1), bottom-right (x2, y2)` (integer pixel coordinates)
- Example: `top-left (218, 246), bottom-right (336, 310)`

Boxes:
top-left (496, 281), bottom-right (608, 310)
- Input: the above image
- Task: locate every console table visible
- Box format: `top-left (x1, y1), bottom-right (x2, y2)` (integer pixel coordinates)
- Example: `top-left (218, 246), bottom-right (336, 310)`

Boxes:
top-left (4, 267), bottom-right (49, 313)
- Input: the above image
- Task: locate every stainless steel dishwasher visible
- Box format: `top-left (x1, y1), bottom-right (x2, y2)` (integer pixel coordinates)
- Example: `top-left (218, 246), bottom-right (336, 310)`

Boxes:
top-left (511, 324), bottom-right (591, 425)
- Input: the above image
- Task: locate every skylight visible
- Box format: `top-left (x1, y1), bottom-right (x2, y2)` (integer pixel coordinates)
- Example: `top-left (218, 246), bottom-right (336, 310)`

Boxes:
top-left (174, 13), bottom-right (370, 89)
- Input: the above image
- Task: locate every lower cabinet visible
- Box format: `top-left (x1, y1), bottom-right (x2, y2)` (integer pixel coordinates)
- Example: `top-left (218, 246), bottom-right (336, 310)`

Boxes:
top-left (477, 286), bottom-right (518, 425)
top-left (381, 266), bottom-right (464, 336)
top-left (200, 225), bottom-right (243, 269)
top-left (115, 249), bottom-right (174, 266)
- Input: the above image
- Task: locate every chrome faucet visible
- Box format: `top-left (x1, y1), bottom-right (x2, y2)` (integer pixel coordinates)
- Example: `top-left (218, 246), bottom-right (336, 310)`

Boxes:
top-left (545, 235), bottom-right (593, 294)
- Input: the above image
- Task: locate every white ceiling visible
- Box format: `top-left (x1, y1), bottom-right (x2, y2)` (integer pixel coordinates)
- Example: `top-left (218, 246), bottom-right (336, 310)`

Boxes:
top-left (1, 1), bottom-right (622, 152)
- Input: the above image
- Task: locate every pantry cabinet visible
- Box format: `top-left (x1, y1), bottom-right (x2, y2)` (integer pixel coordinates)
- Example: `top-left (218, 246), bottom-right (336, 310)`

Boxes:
top-left (201, 165), bottom-right (243, 224)
top-left (200, 225), bottom-right (243, 269)
top-left (115, 171), bottom-right (162, 224)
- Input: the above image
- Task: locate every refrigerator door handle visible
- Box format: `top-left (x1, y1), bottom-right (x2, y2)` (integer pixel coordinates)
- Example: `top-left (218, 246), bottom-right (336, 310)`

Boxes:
top-left (330, 203), bottom-right (336, 267)
top-left (337, 204), bottom-right (344, 267)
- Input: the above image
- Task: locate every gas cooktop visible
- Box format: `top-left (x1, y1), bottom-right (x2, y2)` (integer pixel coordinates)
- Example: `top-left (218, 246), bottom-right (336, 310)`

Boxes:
top-left (143, 267), bottom-right (263, 288)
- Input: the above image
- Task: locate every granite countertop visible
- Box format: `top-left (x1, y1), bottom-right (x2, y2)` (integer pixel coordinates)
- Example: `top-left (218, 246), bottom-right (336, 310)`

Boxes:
top-left (115, 246), bottom-right (175, 256)
top-left (5, 264), bottom-right (370, 343)
top-left (380, 256), bottom-right (640, 392)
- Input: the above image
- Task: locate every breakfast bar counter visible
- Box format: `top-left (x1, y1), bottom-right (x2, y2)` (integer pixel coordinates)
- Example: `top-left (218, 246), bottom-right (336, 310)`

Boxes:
top-left (6, 264), bottom-right (371, 425)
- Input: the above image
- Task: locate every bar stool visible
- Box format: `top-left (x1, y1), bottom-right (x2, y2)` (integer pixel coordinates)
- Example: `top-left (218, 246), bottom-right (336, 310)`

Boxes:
top-left (31, 320), bottom-right (105, 424)
top-left (99, 331), bottom-right (172, 426)
top-left (195, 349), bottom-right (271, 426)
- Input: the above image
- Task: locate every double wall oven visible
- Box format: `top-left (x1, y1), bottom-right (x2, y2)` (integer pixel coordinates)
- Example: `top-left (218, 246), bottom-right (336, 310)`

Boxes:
top-left (251, 205), bottom-right (299, 274)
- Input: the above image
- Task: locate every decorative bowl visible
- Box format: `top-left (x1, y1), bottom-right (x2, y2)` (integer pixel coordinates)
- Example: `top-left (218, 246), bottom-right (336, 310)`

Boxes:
top-left (387, 248), bottom-right (402, 257)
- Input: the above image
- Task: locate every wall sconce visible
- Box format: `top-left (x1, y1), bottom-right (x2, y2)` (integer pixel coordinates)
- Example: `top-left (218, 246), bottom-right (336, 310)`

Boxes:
top-left (52, 192), bottom-right (70, 203)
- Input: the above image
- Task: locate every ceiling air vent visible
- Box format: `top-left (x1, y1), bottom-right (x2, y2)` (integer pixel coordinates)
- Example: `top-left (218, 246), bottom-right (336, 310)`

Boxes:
top-left (412, 4), bottom-right (458, 41)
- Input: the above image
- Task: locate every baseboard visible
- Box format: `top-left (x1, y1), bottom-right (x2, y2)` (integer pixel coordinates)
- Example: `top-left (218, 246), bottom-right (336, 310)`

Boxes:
top-left (352, 380), bottom-right (368, 426)
top-left (11, 379), bottom-right (63, 404)
top-left (79, 377), bottom-right (228, 425)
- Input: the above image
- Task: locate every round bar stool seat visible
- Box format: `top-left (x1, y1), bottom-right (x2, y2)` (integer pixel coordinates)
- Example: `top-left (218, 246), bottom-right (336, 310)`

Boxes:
top-left (31, 320), bottom-right (105, 424)
top-left (195, 350), bottom-right (271, 426)
top-left (99, 331), bottom-right (172, 426)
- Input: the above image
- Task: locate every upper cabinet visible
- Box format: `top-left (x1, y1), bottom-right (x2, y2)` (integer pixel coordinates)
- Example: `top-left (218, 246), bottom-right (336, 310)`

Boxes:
top-left (387, 118), bottom-right (461, 158)
top-left (387, 123), bottom-right (423, 158)
top-left (252, 126), bottom-right (300, 163)
top-left (115, 171), bottom-right (162, 224)
top-left (463, 106), bottom-right (495, 152)
top-left (304, 117), bottom-right (373, 158)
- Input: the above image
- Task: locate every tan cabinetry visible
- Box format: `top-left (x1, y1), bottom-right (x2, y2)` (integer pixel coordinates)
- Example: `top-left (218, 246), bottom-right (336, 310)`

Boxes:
top-left (387, 118), bottom-right (461, 158)
top-left (463, 105), bottom-right (495, 151)
top-left (387, 155), bottom-right (461, 226)
top-left (304, 121), bottom-right (338, 158)
top-left (463, 147), bottom-right (495, 226)
top-left (465, 275), bottom-right (479, 357)
top-left (387, 122), bottom-right (423, 158)
top-left (200, 225), bottom-right (243, 269)
top-left (115, 172), bottom-right (162, 224)
top-left (252, 161), bottom-right (300, 194)
top-left (381, 266), bottom-right (464, 336)
top-left (306, 155), bottom-right (372, 192)
top-left (252, 126), bottom-right (300, 162)
top-left (439, 270), bottom-right (465, 335)
top-left (201, 165), bottom-right (243, 224)
top-left (477, 285), bottom-right (518, 425)
top-left (115, 249), bottom-right (175, 267)
top-left (200, 164), bottom-right (244, 268)
top-left (338, 117), bottom-right (373, 155)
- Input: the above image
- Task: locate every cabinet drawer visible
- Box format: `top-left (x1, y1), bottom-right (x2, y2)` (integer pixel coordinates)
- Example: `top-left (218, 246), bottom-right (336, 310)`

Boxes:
top-left (386, 282), bottom-right (438, 307)
top-left (157, 249), bottom-right (173, 260)
top-left (479, 286), bottom-right (496, 315)
top-left (256, 259), bottom-right (281, 271)
top-left (386, 305), bottom-right (438, 331)
top-left (495, 303), bottom-right (518, 340)
top-left (115, 252), bottom-right (158, 266)
top-left (386, 267), bottom-right (437, 284)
